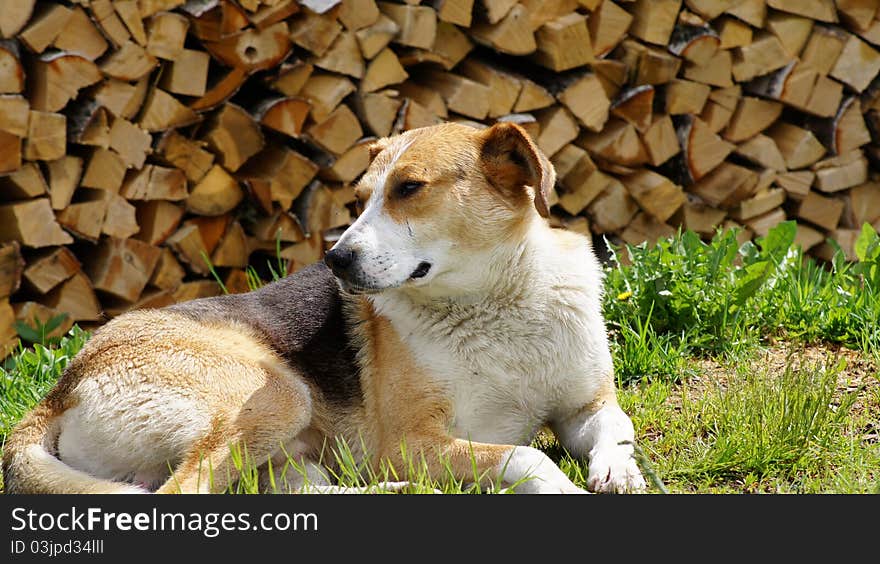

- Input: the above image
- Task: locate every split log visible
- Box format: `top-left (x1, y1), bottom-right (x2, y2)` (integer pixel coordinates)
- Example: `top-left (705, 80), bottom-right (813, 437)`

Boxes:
top-left (0, 199), bottom-right (72, 248)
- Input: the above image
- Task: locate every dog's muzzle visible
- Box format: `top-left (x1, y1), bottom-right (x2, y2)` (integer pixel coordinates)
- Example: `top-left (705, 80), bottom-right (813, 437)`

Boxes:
top-left (324, 247), bottom-right (356, 278)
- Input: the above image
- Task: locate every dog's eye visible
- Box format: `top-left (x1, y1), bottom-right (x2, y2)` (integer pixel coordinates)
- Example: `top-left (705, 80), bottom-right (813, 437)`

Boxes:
top-left (395, 180), bottom-right (425, 198)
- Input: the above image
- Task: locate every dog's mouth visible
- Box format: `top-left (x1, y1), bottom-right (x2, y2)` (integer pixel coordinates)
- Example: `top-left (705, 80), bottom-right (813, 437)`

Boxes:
top-left (409, 262), bottom-right (432, 279)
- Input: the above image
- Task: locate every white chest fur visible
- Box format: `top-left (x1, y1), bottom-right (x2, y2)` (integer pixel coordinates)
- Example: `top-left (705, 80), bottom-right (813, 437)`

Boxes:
top-left (370, 248), bottom-right (613, 446)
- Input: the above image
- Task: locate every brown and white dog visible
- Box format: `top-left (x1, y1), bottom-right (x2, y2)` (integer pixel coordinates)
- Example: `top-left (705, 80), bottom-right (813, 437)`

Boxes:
top-left (3, 122), bottom-right (646, 494)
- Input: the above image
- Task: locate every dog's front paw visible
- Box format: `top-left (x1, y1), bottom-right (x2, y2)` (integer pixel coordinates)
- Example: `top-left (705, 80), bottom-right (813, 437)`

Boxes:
top-left (587, 446), bottom-right (646, 494)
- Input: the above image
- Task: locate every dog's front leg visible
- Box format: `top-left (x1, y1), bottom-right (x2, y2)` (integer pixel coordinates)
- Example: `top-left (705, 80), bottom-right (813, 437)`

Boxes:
top-left (552, 397), bottom-right (646, 493)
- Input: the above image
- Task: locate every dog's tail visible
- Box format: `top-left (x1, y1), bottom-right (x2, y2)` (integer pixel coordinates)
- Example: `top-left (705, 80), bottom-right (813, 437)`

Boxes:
top-left (3, 402), bottom-right (145, 494)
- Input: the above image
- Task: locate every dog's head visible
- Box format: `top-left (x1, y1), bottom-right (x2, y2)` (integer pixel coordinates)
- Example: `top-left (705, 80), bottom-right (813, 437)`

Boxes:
top-left (325, 122), bottom-right (555, 296)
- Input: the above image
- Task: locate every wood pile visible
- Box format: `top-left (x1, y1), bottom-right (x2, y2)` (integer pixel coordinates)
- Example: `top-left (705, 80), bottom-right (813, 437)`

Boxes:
top-left (2, 0), bottom-right (880, 357)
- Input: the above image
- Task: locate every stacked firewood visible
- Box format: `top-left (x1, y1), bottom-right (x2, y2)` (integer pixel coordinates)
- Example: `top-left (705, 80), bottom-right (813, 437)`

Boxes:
top-left (2, 0), bottom-right (880, 357)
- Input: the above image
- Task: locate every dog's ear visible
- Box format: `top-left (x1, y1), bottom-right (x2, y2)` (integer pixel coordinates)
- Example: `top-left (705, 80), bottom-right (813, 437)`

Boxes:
top-left (479, 122), bottom-right (555, 218)
top-left (367, 137), bottom-right (391, 162)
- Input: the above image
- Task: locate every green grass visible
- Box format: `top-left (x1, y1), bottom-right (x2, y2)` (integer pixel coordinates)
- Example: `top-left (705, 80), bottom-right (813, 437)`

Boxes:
top-left (1, 223), bottom-right (879, 493)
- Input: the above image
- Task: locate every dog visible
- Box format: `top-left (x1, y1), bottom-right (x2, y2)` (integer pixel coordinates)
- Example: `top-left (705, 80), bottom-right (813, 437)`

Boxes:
top-left (3, 122), bottom-right (646, 494)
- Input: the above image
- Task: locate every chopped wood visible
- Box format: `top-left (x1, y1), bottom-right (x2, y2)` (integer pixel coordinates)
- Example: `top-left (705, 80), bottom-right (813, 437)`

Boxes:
top-left (434, 0), bottom-right (474, 27)
top-left (2, 0), bottom-right (880, 335)
top-left (557, 73), bottom-right (610, 132)
top-left (735, 134), bottom-right (788, 171)
top-left (798, 190), bottom-right (845, 230)
top-left (149, 247), bottom-right (185, 291)
top-left (355, 13), bottom-right (399, 59)
top-left (767, 0), bottom-right (838, 23)
top-left (688, 162), bottom-right (757, 208)
top-left (114, 1), bottom-right (147, 47)
top-left (419, 70), bottom-right (491, 120)
top-left (24, 110), bottom-right (66, 161)
top-left (315, 32), bottom-right (365, 78)
top-left (190, 67), bottom-right (248, 112)
top-left (22, 247), bottom-right (82, 294)
top-left (723, 97), bottom-right (783, 143)
top-left (377, 2), bottom-right (437, 50)
top-left (18, 4), bottom-right (73, 53)
top-left (669, 25), bottom-right (720, 66)
top-left (674, 115), bottom-right (734, 183)
top-left (470, 3), bottom-right (536, 56)
top-left (829, 33), bottom-right (880, 91)
top-left (135, 200), bottom-right (185, 246)
top-left (361, 47), bottom-right (408, 92)
top-left (300, 73), bottom-right (355, 122)
top-left (41, 272), bottom-right (103, 322)
top-left (611, 86), bottom-right (654, 133)
top-left (239, 145), bottom-right (319, 210)
top-left (683, 49), bottom-right (733, 88)
top-left (766, 122), bottom-right (827, 168)
top-left (80, 148), bottom-right (126, 193)
top-left (629, 0), bottom-right (682, 46)
top-left (207, 21), bottom-right (291, 71)
top-left (745, 207), bottom-right (787, 237)
top-left (319, 138), bottom-right (373, 183)
top-left (676, 198), bottom-right (727, 235)
top-left (0, 0), bottom-right (35, 39)
top-left (85, 237), bottom-right (161, 302)
top-left (664, 79), bottom-right (711, 115)
top-left (270, 61), bottom-right (314, 96)
top-left (139, 87), bottom-right (201, 131)
top-left (718, 16), bottom-right (753, 49)
top-left (730, 188), bottom-right (787, 221)
top-left (579, 119), bottom-right (650, 169)
top-left (621, 169), bottom-right (686, 222)
top-left (458, 59), bottom-right (521, 118)
top-left (746, 60), bottom-right (818, 109)
top-left (534, 106), bottom-right (579, 158)
top-left (641, 115), bottom-right (681, 167)
top-left (202, 103), bottom-right (264, 171)
top-left (89, 0), bottom-right (131, 47)
top-left (154, 131), bottom-right (213, 184)
top-left (120, 164), bottom-right (187, 201)
top-left (102, 193), bottom-right (139, 239)
top-left (53, 7), bottom-right (109, 61)
top-left (586, 179), bottom-right (639, 232)
top-left (0, 199), bottom-right (72, 248)
top-left (0, 41), bottom-right (24, 94)
top-left (732, 32), bottom-right (792, 83)
top-left (100, 40), bottom-right (158, 81)
top-left (160, 48), bottom-right (211, 97)
top-left (0, 162), bottom-right (45, 200)
top-left (352, 91), bottom-right (403, 137)
top-left (588, 2), bottom-right (632, 58)
top-left (186, 165), bottom-right (244, 216)
top-left (166, 224), bottom-right (210, 275)
top-left (56, 192), bottom-right (108, 241)
top-left (766, 11), bottom-right (815, 57)
top-left (801, 25), bottom-right (848, 74)
top-left (0, 242), bottom-right (23, 298)
top-left (306, 104), bottom-right (364, 154)
top-left (846, 181), bottom-right (880, 227)
top-left (211, 221), bottom-right (250, 268)
top-left (776, 170), bottom-right (815, 200)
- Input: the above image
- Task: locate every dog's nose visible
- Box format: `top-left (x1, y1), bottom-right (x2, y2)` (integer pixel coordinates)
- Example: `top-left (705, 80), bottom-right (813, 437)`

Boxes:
top-left (324, 247), bottom-right (356, 275)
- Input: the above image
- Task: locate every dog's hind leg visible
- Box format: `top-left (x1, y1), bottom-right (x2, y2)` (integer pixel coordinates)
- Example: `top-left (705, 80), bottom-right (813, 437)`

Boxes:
top-left (156, 361), bottom-right (313, 494)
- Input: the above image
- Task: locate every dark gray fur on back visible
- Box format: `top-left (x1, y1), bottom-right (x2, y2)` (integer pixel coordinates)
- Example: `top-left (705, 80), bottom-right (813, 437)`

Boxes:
top-left (167, 263), bottom-right (361, 406)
